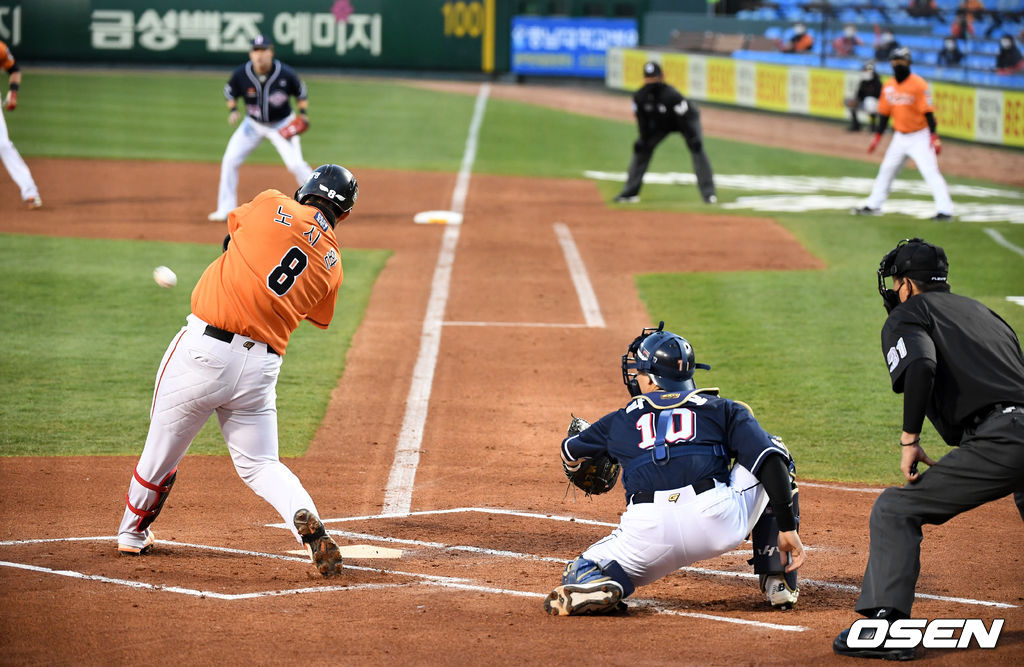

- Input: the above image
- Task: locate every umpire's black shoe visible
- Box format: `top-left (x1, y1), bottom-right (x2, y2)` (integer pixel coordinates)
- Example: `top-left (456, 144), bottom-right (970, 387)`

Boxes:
top-left (930, 213), bottom-right (954, 221)
top-left (833, 627), bottom-right (917, 661)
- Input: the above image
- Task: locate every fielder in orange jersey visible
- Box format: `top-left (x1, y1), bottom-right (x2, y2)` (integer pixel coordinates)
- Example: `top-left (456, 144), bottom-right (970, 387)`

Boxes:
top-left (0, 40), bottom-right (42, 208)
top-left (116, 164), bottom-right (358, 578)
top-left (852, 47), bottom-right (954, 220)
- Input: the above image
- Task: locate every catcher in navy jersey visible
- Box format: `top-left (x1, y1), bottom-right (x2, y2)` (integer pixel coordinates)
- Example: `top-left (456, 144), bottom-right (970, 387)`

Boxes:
top-left (546, 323), bottom-right (805, 616)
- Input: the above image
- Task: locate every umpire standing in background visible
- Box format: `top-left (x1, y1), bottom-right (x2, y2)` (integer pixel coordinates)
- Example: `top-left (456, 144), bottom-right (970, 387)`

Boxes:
top-left (834, 237), bottom-right (1024, 661)
top-left (613, 61), bottom-right (717, 205)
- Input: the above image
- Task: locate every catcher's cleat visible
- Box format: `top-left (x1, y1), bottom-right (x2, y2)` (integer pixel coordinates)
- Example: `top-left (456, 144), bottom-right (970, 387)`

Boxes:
top-left (293, 509), bottom-right (343, 577)
top-left (207, 211), bottom-right (228, 222)
top-left (833, 627), bottom-right (917, 661)
top-left (613, 195), bottom-right (639, 204)
top-left (117, 530), bottom-right (156, 557)
top-left (851, 206), bottom-right (881, 216)
top-left (760, 574), bottom-right (799, 609)
top-left (544, 580), bottom-right (624, 616)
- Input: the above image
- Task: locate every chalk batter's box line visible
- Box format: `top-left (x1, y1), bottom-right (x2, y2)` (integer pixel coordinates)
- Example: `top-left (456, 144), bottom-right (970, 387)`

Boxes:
top-left (271, 506), bottom-right (1017, 611)
top-left (0, 537), bottom-right (806, 632)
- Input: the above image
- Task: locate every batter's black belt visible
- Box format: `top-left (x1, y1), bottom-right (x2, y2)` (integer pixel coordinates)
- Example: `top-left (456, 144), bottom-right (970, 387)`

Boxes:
top-left (628, 478), bottom-right (718, 505)
top-left (969, 403), bottom-right (1023, 427)
top-left (204, 324), bottom-right (279, 356)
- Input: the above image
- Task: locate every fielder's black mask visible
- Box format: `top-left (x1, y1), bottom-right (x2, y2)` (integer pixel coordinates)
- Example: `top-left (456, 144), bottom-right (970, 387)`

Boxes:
top-left (877, 237), bottom-right (948, 313)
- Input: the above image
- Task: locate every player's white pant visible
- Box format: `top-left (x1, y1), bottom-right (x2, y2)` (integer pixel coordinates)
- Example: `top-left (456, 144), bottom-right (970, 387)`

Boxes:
top-left (865, 127), bottom-right (953, 216)
top-left (581, 465), bottom-right (769, 587)
top-left (117, 314), bottom-right (319, 549)
top-left (212, 114), bottom-right (312, 217)
top-left (0, 107), bottom-right (40, 201)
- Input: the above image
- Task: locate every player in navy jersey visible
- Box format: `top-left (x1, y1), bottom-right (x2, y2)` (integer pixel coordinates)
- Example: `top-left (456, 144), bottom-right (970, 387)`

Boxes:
top-left (545, 323), bottom-right (805, 616)
top-left (208, 34), bottom-right (312, 222)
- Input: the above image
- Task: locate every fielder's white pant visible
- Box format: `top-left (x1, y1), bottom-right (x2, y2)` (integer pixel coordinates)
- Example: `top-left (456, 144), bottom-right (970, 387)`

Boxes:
top-left (865, 128), bottom-right (953, 216)
top-left (212, 114), bottom-right (311, 217)
top-left (118, 315), bottom-right (319, 548)
top-left (581, 465), bottom-right (769, 587)
top-left (0, 106), bottom-right (40, 201)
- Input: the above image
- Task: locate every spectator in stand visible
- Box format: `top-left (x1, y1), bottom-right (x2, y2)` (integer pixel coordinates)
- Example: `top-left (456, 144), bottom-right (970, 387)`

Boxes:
top-left (780, 22), bottom-right (815, 53)
top-left (907, 0), bottom-right (938, 18)
top-left (937, 37), bottom-right (965, 66)
top-left (845, 61), bottom-right (882, 132)
top-left (995, 33), bottom-right (1024, 74)
top-left (875, 30), bottom-right (901, 61)
top-left (833, 24), bottom-right (864, 57)
top-left (951, 0), bottom-right (985, 39)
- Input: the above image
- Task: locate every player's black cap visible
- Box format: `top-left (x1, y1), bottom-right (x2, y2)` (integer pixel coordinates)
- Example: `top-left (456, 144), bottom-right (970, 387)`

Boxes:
top-left (251, 34), bottom-right (273, 49)
top-left (887, 238), bottom-right (948, 283)
top-left (643, 61), bottom-right (662, 77)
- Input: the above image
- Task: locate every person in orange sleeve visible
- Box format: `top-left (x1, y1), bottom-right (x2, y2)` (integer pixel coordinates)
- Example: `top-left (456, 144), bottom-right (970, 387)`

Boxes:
top-left (780, 22), bottom-right (815, 53)
top-left (852, 48), bottom-right (954, 220)
top-left (0, 40), bottom-right (41, 208)
top-left (116, 164), bottom-right (359, 578)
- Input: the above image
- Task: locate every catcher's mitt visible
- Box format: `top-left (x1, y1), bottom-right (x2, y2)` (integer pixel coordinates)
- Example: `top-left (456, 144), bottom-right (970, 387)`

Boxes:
top-left (563, 414), bottom-right (620, 496)
top-left (279, 115), bottom-right (309, 139)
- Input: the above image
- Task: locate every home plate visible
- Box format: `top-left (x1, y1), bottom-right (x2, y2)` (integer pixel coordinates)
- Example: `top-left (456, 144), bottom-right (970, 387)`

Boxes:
top-left (413, 209), bottom-right (462, 225)
top-left (287, 545), bottom-right (403, 559)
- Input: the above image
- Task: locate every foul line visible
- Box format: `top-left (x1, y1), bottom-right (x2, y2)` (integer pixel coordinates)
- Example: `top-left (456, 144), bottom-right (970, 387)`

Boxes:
top-left (984, 228), bottom-right (1024, 257)
top-left (381, 82), bottom-right (491, 515)
top-left (443, 321), bottom-right (591, 328)
top-left (553, 222), bottom-right (606, 328)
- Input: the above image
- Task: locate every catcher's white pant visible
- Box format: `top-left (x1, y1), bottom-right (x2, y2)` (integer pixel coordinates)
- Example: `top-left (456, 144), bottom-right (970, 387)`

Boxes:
top-left (581, 465), bottom-right (768, 587)
top-left (212, 114), bottom-right (311, 217)
top-left (0, 106), bottom-right (40, 201)
top-left (117, 314), bottom-right (319, 549)
top-left (864, 128), bottom-right (953, 216)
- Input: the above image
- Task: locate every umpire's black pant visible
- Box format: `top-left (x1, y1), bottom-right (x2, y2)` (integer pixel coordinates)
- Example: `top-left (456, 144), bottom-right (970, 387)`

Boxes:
top-left (619, 111), bottom-right (715, 202)
top-left (856, 409), bottom-right (1024, 617)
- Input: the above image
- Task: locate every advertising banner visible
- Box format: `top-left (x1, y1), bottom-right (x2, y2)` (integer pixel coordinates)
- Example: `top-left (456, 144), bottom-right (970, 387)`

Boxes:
top-left (511, 16), bottom-right (637, 77)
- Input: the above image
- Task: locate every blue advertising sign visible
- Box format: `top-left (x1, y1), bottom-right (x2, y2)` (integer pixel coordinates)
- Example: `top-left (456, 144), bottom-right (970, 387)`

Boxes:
top-left (511, 16), bottom-right (638, 77)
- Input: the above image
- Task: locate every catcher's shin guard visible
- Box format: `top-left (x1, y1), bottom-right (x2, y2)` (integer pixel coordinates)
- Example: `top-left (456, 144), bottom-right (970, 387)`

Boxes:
top-left (749, 490), bottom-right (800, 609)
top-left (125, 467), bottom-right (177, 532)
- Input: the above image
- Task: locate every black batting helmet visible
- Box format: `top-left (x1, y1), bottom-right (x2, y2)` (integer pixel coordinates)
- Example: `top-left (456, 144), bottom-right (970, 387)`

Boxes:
top-left (295, 164), bottom-right (358, 221)
top-left (622, 322), bottom-right (711, 396)
top-left (889, 46), bottom-right (912, 63)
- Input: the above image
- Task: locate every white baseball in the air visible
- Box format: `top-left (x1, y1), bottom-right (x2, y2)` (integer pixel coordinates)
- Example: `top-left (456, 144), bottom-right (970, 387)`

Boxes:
top-left (153, 265), bottom-right (178, 288)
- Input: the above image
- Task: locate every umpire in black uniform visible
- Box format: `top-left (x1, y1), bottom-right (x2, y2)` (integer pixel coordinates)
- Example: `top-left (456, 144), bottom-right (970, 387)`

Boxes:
top-left (834, 237), bottom-right (1024, 661)
top-left (614, 61), bottom-right (717, 205)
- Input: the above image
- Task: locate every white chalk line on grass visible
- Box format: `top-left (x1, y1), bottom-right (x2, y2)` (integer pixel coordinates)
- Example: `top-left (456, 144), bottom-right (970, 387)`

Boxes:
top-left (381, 83), bottom-right (491, 516)
top-left (553, 222), bottom-right (606, 328)
top-left (984, 228), bottom-right (1024, 257)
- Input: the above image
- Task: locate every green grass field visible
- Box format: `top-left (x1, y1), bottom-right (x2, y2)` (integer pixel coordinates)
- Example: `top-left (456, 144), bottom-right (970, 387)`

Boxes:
top-left (2, 69), bottom-right (1022, 484)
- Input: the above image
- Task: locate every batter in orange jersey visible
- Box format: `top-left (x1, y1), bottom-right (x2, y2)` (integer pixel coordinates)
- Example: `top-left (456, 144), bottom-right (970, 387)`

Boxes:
top-left (852, 47), bottom-right (953, 220)
top-left (117, 165), bottom-right (358, 578)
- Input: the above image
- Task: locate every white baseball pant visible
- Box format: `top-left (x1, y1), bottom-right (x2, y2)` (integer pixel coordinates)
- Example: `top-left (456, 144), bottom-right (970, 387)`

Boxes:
top-left (212, 114), bottom-right (312, 218)
top-left (0, 106), bottom-right (40, 201)
top-left (581, 464), bottom-right (769, 586)
top-left (865, 127), bottom-right (953, 216)
top-left (117, 315), bottom-right (320, 549)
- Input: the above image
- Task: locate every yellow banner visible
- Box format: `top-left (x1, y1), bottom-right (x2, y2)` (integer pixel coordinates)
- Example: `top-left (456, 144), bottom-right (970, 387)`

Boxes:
top-left (755, 65), bottom-right (789, 111)
top-left (662, 52), bottom-right (689, 92)
top-left (1004, 90), bottom-right (1024, 147)
top-left (623, 50), bottom-right (649, 91)
top-left (932, 83), bottom-right (975, 140)
top-left (808, 69), bottom-right (847, 119)
top-left (706, 59), bottom-right (736, 103)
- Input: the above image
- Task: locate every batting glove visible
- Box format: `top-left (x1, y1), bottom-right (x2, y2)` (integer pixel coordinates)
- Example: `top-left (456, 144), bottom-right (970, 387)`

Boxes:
top-left (3, 90), bottom-right (17, 111)
top-left (867, 133), bottom-right (881, 153)
top-left (930, 133), bottom-right (942, 156)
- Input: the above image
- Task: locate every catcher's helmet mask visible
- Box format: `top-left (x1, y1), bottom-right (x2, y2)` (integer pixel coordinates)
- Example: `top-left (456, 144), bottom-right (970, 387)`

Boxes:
top-left (877, 237), bottom-right (948, 312)
top-left (295, 164), bottom-right (358, 226)
top-left (622, 321), bottom-right (711, 397)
